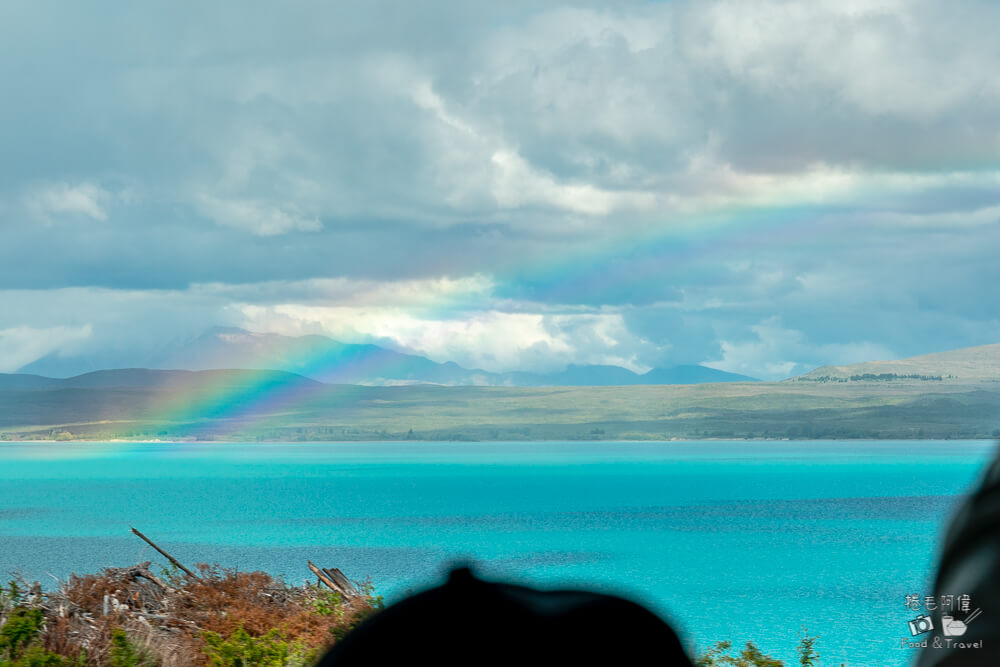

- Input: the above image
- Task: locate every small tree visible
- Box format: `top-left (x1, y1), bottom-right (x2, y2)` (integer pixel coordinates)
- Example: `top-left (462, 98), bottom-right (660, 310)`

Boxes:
top-left (797, 628), bottom-right (820, 667)
top-left (0, 607), bottom-right (45, 661)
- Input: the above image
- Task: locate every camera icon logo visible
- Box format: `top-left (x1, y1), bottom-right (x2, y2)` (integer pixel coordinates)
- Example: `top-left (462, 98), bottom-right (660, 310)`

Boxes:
top-left (908, 615), bottom-right (934, 636)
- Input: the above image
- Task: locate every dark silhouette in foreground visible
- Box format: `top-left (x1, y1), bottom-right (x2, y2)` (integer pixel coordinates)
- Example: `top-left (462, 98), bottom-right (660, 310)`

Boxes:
top-left (318, 566), bottom-right (694, 666)
top-left (917, 444), bottom-right (1000, 666)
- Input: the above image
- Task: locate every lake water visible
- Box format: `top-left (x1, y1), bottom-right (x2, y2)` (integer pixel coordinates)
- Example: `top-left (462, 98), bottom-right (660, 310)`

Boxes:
top-left (0, 440), bottom-right (994, 665)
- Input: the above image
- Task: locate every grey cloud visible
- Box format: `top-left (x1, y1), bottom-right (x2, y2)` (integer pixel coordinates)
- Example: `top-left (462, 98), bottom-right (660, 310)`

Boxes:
top-left (0, 215), bottom-right (541, 290)
top-left (620, 306), bottom-right (723, 367)
top-left (1, 1), bottom-right (999, 379)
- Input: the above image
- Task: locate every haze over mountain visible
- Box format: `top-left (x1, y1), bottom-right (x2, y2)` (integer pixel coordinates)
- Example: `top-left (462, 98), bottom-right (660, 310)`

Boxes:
top-left (18, 328), bottom-right (758, 387)
top-left (792, 342), bottom-right (1000, 383)
top-left (0, 368), bottom-right (320, 392)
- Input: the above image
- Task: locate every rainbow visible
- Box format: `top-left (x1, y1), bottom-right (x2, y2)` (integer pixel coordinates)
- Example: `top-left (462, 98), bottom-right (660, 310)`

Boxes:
top-left (143, 358), bottom-right (405, 441)
top-left (140, 199), bottom-right (838, 439)
top-left (491, 202), bottom-right (829, 306)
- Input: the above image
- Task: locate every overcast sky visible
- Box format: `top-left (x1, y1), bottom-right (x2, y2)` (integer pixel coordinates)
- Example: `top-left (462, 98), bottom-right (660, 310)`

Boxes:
top-left (2, 0), bottom-right (998, 379)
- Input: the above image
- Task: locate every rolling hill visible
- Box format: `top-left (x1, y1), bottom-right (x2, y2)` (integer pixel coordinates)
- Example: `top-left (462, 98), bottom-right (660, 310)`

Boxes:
top-left (792, 342), bottom-right (1000, 383)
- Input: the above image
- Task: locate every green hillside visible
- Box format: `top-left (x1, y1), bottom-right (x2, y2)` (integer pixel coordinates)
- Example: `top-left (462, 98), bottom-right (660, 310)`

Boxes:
top-left (2, 374), bottom-right (998, 442)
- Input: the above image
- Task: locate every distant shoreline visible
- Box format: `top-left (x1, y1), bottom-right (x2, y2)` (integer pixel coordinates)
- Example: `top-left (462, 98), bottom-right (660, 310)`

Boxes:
top-left (6, 436), bottom-right (997, 444)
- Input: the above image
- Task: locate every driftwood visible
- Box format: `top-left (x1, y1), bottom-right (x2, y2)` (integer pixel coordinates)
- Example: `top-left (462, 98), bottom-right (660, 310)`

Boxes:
top-left (130, 527), bottom-right (198, 580)
top-left (307, 561), bottom-right (360, 599)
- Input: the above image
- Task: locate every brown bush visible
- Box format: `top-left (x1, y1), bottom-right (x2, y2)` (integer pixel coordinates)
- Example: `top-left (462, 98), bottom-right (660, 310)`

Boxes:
top-left (6, 562), bottom-right (379, 666)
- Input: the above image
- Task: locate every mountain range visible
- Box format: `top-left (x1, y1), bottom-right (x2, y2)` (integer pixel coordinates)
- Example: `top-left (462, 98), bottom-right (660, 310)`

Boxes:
top-left (16, 327), bottom-right (758, 387)
top-left (0, 368), bottom-right (321, 391)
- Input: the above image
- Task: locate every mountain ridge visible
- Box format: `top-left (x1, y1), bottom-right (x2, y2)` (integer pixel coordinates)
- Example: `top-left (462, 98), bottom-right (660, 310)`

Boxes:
top-left (0, 368), bottom-right (322, 391)
top-left (18, 327), bottom-right (758, 386)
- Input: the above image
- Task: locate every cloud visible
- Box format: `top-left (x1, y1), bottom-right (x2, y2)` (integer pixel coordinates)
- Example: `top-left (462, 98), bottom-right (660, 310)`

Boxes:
top-left (0, 325), bottom-right (93, 373)
top-left (194, 195), bottom-right (321, 236)
top-left (404, 75), bottom-right (657, 219)
top-left (0, 287), bottom-right (238, 375)
top-left (489, 149), bottom-right (656, 216)
top-left (706, 317), bottom-right (897, 381)
top-left (26, 183), bottom-right (110, 222)
top-left (233, 299), bottom-right (648, 373)
top-left (236, 305), bottom-right (554, 372)
top-left (194, 274), bottom-right (495, 311)
top-left (685, 0), bottom-right (998, 121)
top-left (0, 1), bottom-right (998, 379)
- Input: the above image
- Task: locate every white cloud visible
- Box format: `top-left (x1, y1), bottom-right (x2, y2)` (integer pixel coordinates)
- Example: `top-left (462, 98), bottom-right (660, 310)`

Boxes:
top-left (26, 183), bottom-right (110, 222)
top-left (195, 195), bottom-right (321, 236)
top-left (234, 301), bottom-right (645, 373)
top-left (706, 317), bottom-right (896, 380)
top-left (685, 0), bottom-right (999, 119)
top-left (667, 139), bottom-right (863, 212)
top-left (407, 76), bottom-right (657, 218)
top-left (490, 149), bottom-right (656, 216)
top-left (0, 325), bottom-right (93, 373)
top-left (195, 274), bottom-right (495, 308)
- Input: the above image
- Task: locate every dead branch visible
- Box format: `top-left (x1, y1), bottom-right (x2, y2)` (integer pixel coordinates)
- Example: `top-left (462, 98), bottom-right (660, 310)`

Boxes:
top-left (307, 561), bottom-right (340, 593)
top-left (322, 567), bottom-right (360, 599)
top-left (307, 561), bottom-right (359, 600)
top-left (130, 527), bottom-right (198, 580)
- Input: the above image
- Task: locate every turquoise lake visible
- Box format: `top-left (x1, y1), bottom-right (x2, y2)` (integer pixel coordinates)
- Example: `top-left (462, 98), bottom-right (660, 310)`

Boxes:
top-left (0, 440), bottom-right (995, 665)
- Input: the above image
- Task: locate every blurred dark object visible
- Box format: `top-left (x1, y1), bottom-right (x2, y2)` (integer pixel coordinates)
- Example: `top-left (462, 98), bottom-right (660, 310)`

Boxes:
top-left (317, 566), bottom-right (693, 666)
top-left (918, 443), bottom-right (1000, 666)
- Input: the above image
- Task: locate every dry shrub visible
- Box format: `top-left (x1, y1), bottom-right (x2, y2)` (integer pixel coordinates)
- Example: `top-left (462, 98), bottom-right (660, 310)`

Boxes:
top-left (179, 564), bottom-right (375, 653)
top-left (14, 562), bottom-right (378, 666)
